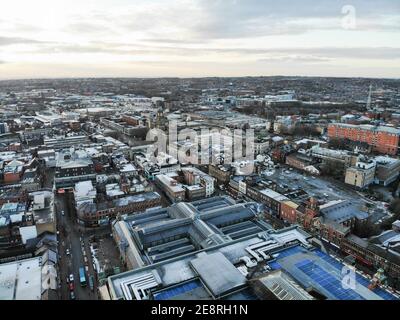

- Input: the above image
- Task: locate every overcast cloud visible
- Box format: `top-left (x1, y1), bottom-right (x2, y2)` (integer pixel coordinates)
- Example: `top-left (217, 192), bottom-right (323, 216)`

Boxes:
top-left (0, 0), bottom-right (399, 78)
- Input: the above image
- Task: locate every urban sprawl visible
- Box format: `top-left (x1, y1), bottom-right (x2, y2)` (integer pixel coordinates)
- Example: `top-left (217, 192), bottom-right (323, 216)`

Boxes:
top-left (0, 77), bottom-right (400, 301)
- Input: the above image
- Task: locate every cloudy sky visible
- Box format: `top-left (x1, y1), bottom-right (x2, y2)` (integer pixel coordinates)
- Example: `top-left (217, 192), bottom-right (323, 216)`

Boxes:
top-left (0, 0), bottom-right (399, 79)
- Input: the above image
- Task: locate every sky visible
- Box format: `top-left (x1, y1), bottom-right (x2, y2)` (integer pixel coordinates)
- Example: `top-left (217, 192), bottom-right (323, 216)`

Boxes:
top-left (0, 0), bottom-right (399, 79)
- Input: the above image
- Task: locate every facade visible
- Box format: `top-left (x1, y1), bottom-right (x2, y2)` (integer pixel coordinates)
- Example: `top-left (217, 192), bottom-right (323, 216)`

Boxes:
top-left (345, 159), bottom-right (376, 189)
top-left (44, 135), bottom-right (90, 150)
top-left (341, 235), bottom-right (400, 279)
top-left (280, 200), bottom-right (300, 224)
top-left (328, 123), bottom-right (400, 155)
top-left (154, 174), bottom-right (185, 202)
top-left (285, 152), bottom-right (315, 171)
top-left (3, 159), bottom-right (24, 183)
top-left (29, 190), bottom-right (56, 235)
top-left (247, 187), bottom-right (288, 216)
top-left (374, 156), bottom-right (400, 186)
top-left (208, 164), bottom-right (232, 184)
top-left (181, 167), bottom-right (215, 197)
top-left (309, 145), bottom-right (356, 167)
top-left (54, 149), bottom-right (96, 188)
top-left (76, 192), bottom-right (162, 227)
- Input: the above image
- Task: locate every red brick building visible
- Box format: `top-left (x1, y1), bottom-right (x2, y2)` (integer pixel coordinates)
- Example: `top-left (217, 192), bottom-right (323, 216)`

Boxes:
top-left (328, 123), bottom-right (399, 155)
top-left (280, 200), bottom-right (299, 223)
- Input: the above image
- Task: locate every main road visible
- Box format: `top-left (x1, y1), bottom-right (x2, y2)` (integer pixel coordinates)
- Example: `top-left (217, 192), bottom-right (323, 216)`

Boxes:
top-left (55, 190), bottom-right (98, 300)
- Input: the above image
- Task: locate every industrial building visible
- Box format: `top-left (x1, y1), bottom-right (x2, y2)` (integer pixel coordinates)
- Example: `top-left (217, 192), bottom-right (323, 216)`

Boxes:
top-left (112, 196), bottom-right (266, 269)
top-left (107, 223), bottom-right (399, 301)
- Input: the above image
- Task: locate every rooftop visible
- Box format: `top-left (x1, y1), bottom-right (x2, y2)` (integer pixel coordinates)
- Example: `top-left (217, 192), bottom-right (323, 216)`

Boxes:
top-left (0, 257), bottom-right (42, 300)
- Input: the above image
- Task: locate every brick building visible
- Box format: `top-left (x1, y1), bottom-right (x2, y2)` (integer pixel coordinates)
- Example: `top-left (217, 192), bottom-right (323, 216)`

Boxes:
top-left (328, 123), bottom-right (400, 155)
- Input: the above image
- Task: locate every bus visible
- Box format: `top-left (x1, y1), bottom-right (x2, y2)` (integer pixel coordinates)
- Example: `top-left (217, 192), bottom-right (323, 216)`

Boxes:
top-left (79, 267), bottom-right (87, 287)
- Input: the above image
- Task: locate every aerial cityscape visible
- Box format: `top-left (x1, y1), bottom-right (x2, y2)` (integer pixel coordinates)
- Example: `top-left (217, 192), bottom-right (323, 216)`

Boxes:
top-left (0, 0), bottom-right (399, 309)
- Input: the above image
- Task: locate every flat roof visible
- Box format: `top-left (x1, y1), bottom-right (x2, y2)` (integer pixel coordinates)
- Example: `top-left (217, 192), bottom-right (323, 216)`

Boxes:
top-left (260, 188), bottom-right (289, 201)
top-left (0, 257), bottom-right (42, 300)
top-left (269, 246), bottom-right (398, 300)
top-left (190, 252), bottom-right (247, 298)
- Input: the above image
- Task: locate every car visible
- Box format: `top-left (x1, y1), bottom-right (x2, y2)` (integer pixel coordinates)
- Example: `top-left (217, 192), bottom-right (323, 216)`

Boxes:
top-left (69, 274), bottom-right (74, 282)
top-left (61, 210), bottom-right (65, 216)
top-left (69, 282), bottom-right (74, 291)
top-left (66, 249), bottom-right (70, 255)
top-left (66, 276), bottom-right (69, 284)
top-left (69, 291), bottom-right (75, 300)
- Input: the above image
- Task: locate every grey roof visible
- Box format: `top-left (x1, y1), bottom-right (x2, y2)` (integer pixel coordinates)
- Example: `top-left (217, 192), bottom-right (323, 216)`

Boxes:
top-left (251, 270), bottom-right (314, 300)
top-left (320, 200), bottom-right (368, 223)
top-left (189, 252), bottom-right (246, 298)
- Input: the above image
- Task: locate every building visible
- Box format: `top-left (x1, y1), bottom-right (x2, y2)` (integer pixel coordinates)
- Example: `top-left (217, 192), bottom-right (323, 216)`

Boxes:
top-left (21, 168), bottom-right (41, 192)
top-left (3, 159), bottom-right (24, 183)
top-left (317, 200), bottom-right (368, 245)
top-left (37, 149), bottom-right (56, 168)
top-left (76, 192), bottom-right (162, 227)
top-left (101, 117), bottom-right (148, 138)
top-left (0, 253), bottom-right (58, 300)
top-left (208, 164), bottom-right (232, 184)
top-left (280, 200), bottom-right (300, 224)
top-left (74, 180), bottom-right (97, 206)
top-left (309, 145), bottom-right (356, 168)
top-left (111, 196), bottom-right (264, 270)
top-left (154, 174), bottom-right (185, 203)
top-left (285, 152), bottom-right (315, 171)
top-left (374, 156), bottom-right (400, 186)
top-left (341, 234), bottom-right (400, 280)
top-left (246, 187), bottom-right (288, 216)
top-left (54, 149), bottom-right (96, 189)
top-left (28, 190), bottom-right (56, 235)
top-left (107, 223), bottom-right (398, 300)
top-left (328, 123), bottom-right (400, 155)
top-left (345, 158), bottom-right (376, 189)
top-left (181, 167), bottom-right (215, 197)
top-left (249, 270), bottom-right (314, 300)
top-left (44, 135), bottom-right (90, 150)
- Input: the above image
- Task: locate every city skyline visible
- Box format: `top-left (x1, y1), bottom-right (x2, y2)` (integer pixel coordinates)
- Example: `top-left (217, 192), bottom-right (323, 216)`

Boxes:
top-left (0, 0), bottom-right (399, 79)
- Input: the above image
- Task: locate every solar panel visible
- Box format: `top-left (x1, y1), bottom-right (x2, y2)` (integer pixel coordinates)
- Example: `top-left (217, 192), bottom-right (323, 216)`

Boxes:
top-left (154, 280), bottom-right (202, 300)
top-left (296, 259), bottom-right (364, 300)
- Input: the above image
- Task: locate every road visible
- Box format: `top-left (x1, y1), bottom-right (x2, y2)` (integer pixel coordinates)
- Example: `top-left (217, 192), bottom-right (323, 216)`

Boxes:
top-left (55, 191), bottom-right (98, 300)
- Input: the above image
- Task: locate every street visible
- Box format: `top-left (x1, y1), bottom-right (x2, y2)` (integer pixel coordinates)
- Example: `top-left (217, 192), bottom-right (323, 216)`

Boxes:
top-left (55, 191), bottom-right (99, 300)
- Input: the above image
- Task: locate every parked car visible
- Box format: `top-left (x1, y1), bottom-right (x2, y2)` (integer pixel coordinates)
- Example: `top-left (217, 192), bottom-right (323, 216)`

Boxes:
top-left (69, 282), bottom-right (74, 291)
top-left (69, 291), bottom-right (75, 300)
top-left (69, 274), bottom-right (74, 282)
top-left (66, 249), bottom-right (70, 255)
